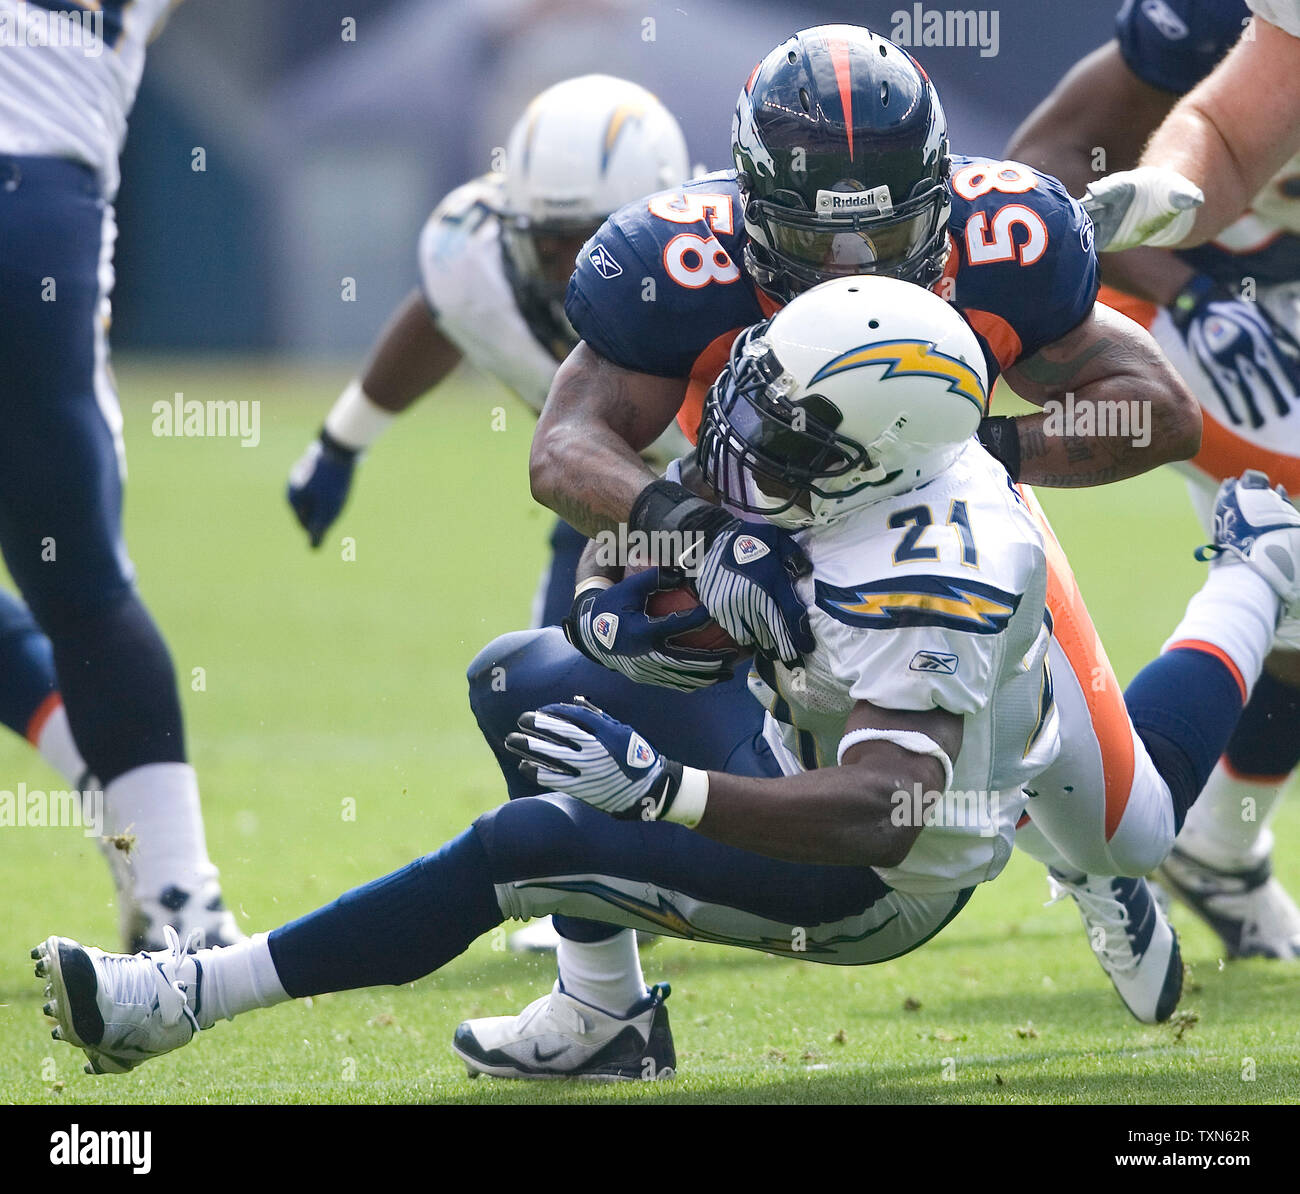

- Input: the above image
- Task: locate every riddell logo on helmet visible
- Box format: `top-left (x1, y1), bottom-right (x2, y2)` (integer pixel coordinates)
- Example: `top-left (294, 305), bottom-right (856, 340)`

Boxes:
top-left (815, 186), bottom-right (893, 217)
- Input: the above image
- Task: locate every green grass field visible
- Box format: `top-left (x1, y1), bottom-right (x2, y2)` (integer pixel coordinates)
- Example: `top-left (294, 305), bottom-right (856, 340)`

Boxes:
top-left (1, 359), bottom-right (1297, 1105)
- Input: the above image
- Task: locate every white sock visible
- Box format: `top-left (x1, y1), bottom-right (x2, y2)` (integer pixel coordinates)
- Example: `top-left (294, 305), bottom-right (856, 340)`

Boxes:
top-left (1163, 561), bottom-right (1279, 696)
top-left (30, 699), bottom-right (88, 787)
top-left (556, 930), bottom-right (648, 1017)
top-left (1178, 760), bottom-right (1287, 870)
top-left (104, 762), bottom-right (218, 898)
top-left (182, 934), bottom-right (288, 1029)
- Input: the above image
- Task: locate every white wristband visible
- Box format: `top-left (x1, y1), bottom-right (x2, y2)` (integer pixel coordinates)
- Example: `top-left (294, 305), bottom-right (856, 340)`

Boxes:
top-left (575, 576), bottom-right (614, 599)
top-left (661, 766), bottom-right (709, 828)
top-left (837, 728), bottom-right (954, 793)
top-left (324, 380), bottom-right (396, 452)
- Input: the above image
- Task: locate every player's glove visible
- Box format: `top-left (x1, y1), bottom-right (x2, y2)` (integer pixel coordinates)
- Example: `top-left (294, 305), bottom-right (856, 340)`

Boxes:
top-left (694, 522), bottom-right (813, 665)
top-left (1082, 166), bottom-right (1203, 252)
top-left (505, 696), bottom-right (708, 825)
top-left (628, 479), bottom-right (814, 667)
top-left (1170, 274), bottom-right (1300, 429)
top-left (287, 429), bottom-right (357, 548)
top-left (564, 568), bottom-right (736, 692)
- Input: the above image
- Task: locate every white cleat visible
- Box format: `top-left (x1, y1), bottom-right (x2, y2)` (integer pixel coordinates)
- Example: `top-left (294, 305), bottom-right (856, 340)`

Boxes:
top-left (32, 925), bottom-right (200, 1074)
top-left (1156, 847), bottom-right (1300, 959)
top-left (507, 917), bottom-right (565, 953)
top-left (1048, 870), bottom-right (1183, 1023)
top-left (452, 981), bottom-right (675, 1081)
top-left (1199, 471), bottom-right (1300, 609)
top-left (122, 880), bottom-right (243, 954)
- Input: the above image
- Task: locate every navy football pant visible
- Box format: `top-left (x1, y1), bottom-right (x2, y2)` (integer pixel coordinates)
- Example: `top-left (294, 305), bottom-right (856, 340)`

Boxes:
top-left (269, 792), bottom-right (974, 995)
top-left (0, 155), bottom-right (186, 783)
top-left (467, 623), bottom-right (781, 941)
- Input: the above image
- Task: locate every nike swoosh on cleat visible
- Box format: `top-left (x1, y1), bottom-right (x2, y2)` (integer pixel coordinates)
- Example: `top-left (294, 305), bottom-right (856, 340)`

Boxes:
top-left (532, 1044), bottom-right (569, 1063)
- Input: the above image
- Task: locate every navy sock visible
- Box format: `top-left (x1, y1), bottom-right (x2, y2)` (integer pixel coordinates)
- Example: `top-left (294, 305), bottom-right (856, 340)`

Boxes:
top-left (1225, 670), bottom-right (1300, 779)
top-left (1124, 646), bottom-right (1246, 832)
top-left (0, 590), bottom-right (56, 739)
top-left (50, 591), bottom-right (186, 783)
top-left (268, 828), bottom-right (502, 997)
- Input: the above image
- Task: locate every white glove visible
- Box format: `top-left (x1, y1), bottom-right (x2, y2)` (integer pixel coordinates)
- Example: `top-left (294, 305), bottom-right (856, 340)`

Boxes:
top-left (1082, 166), bottom-right (1204, 252)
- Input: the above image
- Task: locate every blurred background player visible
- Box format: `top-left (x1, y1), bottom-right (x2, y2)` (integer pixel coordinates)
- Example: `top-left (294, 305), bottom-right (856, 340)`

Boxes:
top-left (1009, 0), bottom-right (1300, 957)
top-left (0, 0), bottom-right (239, 950)
top-left (286, 75), bottom-right (777, 951)
top-left (1081, 0), bottom-right (1300, 253)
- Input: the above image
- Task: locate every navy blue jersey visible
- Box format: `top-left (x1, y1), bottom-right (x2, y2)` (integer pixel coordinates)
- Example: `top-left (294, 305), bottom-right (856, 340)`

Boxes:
top-left (1115, 0), bottom-right (1300, 288)
top-left (1116, 0), bottom-right (1249, 93)
top-left (566, 158), bottom-right (1098, 437)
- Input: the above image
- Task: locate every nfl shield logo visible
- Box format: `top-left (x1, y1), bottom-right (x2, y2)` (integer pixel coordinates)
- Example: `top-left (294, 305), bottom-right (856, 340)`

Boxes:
top-left (626, 734), bottom-right (654, 769)
top-left (733, 534), bottom-right (771, 565)
top-left (592, 613), bottom-right (619, 650)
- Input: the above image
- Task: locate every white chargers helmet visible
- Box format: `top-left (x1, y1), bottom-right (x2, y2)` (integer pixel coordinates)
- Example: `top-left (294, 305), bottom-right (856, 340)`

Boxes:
top-left (697, 275), bottom-right (988, 528)
top-left (500, 75), bottom-right (690, 335)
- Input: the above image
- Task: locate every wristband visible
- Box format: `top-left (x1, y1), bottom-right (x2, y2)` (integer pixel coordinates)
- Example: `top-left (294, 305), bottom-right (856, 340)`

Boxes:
top-left (976, 416), bottom-right (1022, 483)
top-left (654, 761), bottom-right (709, 827)
top-left (629, 479), bottom-right (734, 550)
top-left (324, 380), bottom-right (396, 452)
top-left (837, 727), bottom-right (954, 793)
top-left (574, 576), bottom-right (614, 598)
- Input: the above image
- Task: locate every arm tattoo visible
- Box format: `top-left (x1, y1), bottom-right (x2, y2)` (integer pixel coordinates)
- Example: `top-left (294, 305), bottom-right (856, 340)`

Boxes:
top-left (1015, 337), bottom-right (1112, 389)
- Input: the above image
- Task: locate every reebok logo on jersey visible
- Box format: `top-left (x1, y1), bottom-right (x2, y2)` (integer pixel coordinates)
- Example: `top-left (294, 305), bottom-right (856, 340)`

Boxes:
top-left (1140, 0), bottom-right (1188, 40)
top-left (733, 535), bottom-right (770, 565)
top-left (626, 734), bottom-right (655, 769)
top-left (909, 650), bottom-right (959, 674)
top-left (588, 244), bottom-right (623, 279)
top-left (592, 613), bottom-right (619, 649)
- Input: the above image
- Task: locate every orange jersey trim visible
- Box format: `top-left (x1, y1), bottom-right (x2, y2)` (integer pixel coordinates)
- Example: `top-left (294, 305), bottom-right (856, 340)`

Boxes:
top-left (1097, 285), bottom-right (1157, 331)
top-left (1019, 486), bottom-right (1135, 841)
top-left (1191, 410), bottom-right (1300, 492)
top-left (964, 307), bottom-right (1022, 375)
top-left (1166, 638), bottom-right (1247, 703)
top-left (25, 691), bottom-right (62, 746)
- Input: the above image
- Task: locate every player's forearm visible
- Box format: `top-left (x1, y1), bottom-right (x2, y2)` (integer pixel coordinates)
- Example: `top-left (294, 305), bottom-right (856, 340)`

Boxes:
top-left (359, 290), bottom-right (462, 414)
top-left (1002, 306), bottom-right (1200, 486)
top-left (694, 763), bottom-right (935, 868)
top-left (1141, 19), bottom-right (1300, 247)
top-left (530, 344), bottom-right (687, 537)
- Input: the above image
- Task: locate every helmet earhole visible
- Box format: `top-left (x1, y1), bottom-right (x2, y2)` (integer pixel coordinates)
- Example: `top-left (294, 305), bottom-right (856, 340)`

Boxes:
top-left (799, 87), bottom-right (811, 113)
top-left (880, 82), bottom-right (890, 107)
top-left (787, 49), bottom-right (798, 64)
top-left (879, 43), bottom-right (888, 57)
top-left (869, 319), bottom-right (880, 329)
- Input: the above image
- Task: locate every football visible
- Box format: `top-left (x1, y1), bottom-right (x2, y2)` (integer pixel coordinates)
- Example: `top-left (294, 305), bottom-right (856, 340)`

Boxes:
top-left (626, 563), bottom-right (748, 656)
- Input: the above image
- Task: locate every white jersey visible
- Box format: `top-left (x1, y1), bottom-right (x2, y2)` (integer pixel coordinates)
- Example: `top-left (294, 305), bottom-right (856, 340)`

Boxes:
top-left (750, 444), bottom-right (1059, 895)
top-left (0, 0), bottom-right (174, 199)
top-left (418, 175), bottom-right (687, 468)
top-left (1249, 0), bottom-right (1300, 38)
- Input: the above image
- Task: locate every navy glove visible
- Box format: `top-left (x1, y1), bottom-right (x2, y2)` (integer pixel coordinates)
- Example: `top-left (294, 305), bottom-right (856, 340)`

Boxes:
top-left (695, 521), bottom-right (814, 664)
top-left (287, 429), bottom-right (357, 548)
top-left (564, 567), bottom-right (737, 692)
top-left (505, 697), bottom-right (692, 821)
top-left (1171, 274), bottom-right (1300, 430)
